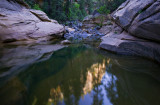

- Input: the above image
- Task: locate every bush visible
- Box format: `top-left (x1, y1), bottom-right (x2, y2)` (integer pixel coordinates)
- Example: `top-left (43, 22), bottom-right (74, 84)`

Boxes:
top-left (68, 3), bottom-right (84, 21)
top-left (74, 2), bottom-right (80, 9)
top-left (97, 0), bottom-right (126, 12)
top-left (95, 15), bottom-right (105, 27)
top-left (97, 5), bottom-right (110, 15)
top-left (33, 4), bottom-right (41, 10)
top-left (24, 0), bottom-right (88, 22)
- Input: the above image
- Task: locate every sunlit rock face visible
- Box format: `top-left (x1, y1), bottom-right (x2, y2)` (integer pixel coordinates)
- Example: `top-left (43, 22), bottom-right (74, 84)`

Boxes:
top-left (100, 0), bottom-right (160, 63)
top-left (0, 0), bottom-right (65, 44)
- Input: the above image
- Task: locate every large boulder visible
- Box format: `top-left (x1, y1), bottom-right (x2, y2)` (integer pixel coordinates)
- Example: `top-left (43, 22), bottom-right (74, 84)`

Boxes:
top-left (100, 0), bottom-right (160, 63)
top-left (0, 0), bottom-right (65, 44)
top-left (128, 1), bottom-right (160, 42)
top-left (112, 0), bottom-right (160, 42)
top-left (100, 31), bottom-right (160, 63)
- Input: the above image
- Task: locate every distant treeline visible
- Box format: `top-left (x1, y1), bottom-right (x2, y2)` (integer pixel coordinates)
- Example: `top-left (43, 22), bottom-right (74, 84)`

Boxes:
top-left (24, 0), bottom-right (126, 22)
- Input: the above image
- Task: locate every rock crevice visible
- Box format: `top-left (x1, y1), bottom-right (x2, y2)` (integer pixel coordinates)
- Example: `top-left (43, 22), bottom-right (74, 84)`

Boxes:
top-left (0, 0), bottom-right (65, 44)
top-left (100, 0), bottom-right (160, 63)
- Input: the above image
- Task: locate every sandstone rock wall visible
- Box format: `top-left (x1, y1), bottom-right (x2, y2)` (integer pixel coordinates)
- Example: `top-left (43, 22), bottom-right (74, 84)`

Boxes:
top-left (112, 0), bottom-right (160, 42)
top-left (0, 0), bottom-right (65, 44)
top-left (100, 0), bottom-right (160, 63)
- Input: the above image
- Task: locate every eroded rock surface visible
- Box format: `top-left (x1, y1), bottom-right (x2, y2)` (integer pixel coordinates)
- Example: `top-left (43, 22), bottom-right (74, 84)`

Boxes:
top-left (112, 0), bottom-right (160, 42)
top-left (100, 31), bottom-right (160, 63)
top-left (100, 0), bottom-right (160, 63)
top-left (128, 1), bottom-right (160, 42)
top-left (0, 0), bottom-right (65, 44)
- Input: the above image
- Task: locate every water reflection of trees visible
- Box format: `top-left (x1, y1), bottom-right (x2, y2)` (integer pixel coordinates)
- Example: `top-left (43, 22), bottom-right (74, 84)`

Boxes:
top-left (92, 84), bottom-right (103, 105)
top-left (16, 45), bottom-right (108, 105)
top-left (90, 58), bottom-right (112, 105)
top-left (2, 45), bottom-right (160, 105)
top-left (103, 58), bottom-right (160, 105)
top-left (104, 74), bottom-right (118, 105)
top-left (44, 54), bottom-right (160, 105)
top-left (46, 59), bottom-right (107, 105)
top-left (85, 60), bottom-right (106, 105)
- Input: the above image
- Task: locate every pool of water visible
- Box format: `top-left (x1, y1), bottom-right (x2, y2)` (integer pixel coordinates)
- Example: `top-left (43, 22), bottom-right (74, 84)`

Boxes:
top-left (0, 44), bottom-right (160, 105)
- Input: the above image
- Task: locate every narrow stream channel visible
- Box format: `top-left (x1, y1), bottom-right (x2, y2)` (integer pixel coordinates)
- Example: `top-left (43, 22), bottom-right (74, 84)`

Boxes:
top-left (0, 44), bottom-right (160, 105)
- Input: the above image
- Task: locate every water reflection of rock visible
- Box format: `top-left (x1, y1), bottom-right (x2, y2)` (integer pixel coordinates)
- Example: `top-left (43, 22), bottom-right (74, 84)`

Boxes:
top-left (0, 77), bottom-right (27, 105)
top-left (0, 45), bottom-right (160, 105)
top-left (15, 46), bottom-right (106, 105)
top-left (45, 57), bottom-right (107, 105)
top-left (49, 86), bottom-right (64, 105)
top-left (83, 60), bottom-right (106, 95)
top-left (46, 59), bottom-right (107, 105)
top-left (103, 57), bottom-right (160, 105)
top-left (0, 44), bottom-right (65, 82)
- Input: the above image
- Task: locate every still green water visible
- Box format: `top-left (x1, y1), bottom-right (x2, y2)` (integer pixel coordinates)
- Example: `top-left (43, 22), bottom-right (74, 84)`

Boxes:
top-left (0, 44), bottom-right (160, 105)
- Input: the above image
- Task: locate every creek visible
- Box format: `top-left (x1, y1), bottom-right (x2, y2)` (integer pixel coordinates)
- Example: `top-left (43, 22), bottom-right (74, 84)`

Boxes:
top-left (0, 43), bottom-right (160, 105)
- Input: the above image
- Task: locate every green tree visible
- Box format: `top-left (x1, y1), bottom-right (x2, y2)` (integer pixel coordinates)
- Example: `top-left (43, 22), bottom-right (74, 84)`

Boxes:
top-left (87, 0), bottom-right (93, 14)
top-left (33, 4), bottom-right (42, 10)
top-left (79, 0), bottom-right (87, 17)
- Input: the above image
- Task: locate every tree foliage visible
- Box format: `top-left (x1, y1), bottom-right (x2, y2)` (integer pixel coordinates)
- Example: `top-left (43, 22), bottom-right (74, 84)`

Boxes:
top-left (25, 0), bottom-right (92, 22)
top-left (97, 5), bottom-right (110, 15)
top-left (96, 0), bottom-right (126, 12)
top-left (24, 0), bottom-right (126, 22)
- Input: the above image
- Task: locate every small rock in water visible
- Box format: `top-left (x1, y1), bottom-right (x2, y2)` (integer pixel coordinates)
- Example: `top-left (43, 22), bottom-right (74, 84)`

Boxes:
top-left (68, 28), bottom-right (75, 32)
top-left (61, 40), bottom-right (71, 45)
top-left (95, 26), bottom-right (101, 30)
top-left (65, 26), bottom-right (75, 33)
top-left (64, 20), bottom-right (106, 42)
